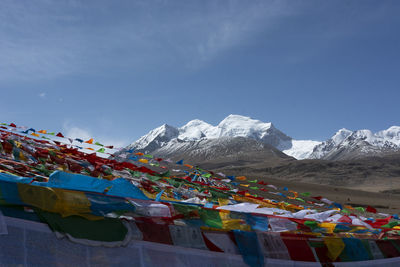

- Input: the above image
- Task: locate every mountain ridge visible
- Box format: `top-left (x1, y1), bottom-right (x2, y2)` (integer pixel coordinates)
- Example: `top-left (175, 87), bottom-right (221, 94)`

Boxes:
top-left (123, 114), bottom-right (400, 161)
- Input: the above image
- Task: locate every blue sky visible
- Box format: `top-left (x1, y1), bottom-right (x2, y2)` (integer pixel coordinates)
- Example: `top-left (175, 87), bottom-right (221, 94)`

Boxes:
top-left (1, 0), bottom-right (399, 147)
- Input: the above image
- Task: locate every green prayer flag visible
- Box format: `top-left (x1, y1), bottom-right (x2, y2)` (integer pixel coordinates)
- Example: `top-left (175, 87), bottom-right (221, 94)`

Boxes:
top-left (199, 208), bottom-right (223, 228)
top-left (36, 210), bottom-right (128, 242)
top-left (250, 186), bottom-right (259, 190)
top-left (96, 148), bottom-right (105, 153)
top-left (355, 207), bottom-right (365, 212)
top-left (94, 142), bottom-right (103, 146)
top-left (382, 221), bottom-right (399, 228)
top-left (301, 192), bottom-right (311, 197)
top-left (173, 203), bottom-right (200, 218)
top-left (304, 220), bottom-right (319, 230)
top-left (210, 189), bottom-right (229, 199)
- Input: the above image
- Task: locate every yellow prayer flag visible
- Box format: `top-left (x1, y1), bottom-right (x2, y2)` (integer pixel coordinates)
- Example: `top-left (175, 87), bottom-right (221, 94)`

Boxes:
top-left (324, 237), bottom-right (345, 261)
top-left (218, 198), bottom-right (229, 207)
top-left (139, 158), bottom-right (149, 164)
top-left (17, 184), bottom-right (100, 220)
top-left (320, 222), bottom-right (336, 234)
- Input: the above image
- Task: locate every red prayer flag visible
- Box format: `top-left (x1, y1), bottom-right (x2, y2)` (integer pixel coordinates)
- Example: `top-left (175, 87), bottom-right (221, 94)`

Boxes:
top-left (366, 205), bottom-right (377, 213)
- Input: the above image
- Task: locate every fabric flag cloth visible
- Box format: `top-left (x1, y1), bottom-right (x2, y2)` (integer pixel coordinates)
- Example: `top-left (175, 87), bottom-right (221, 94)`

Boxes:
top-left (199, 209), bottom-right (223, 229)
top-left (268, 217), bottom-right (297, 232)
top-left (366, 205), bottom-right (377, 213)
top-left (155, 190), bottom-right (164, 202)
top-left (281, 234), bottom-right (316, 262)
top-left (85, 138), bottom-right (94, 144)
top-left (168, 225), bottom-right (207, 250)
top-left (233, 230), bottom-right (264, 267)
top-left (96, 148), bottom-right (105, 153)
top-left (36, 210), bottom-right (128, 243)
top-left (138, 159), bottom-right (148, 164)
top-left (34, 171), bottom-right (149, 200)
top-left (341, 238), bottom-right (370, 261)
top-left (245, 214), bottom-right (269, 231)
top-left (203, 232), bottom-right (239, 254)
top-left (324, 237), bottom-right (345, 261)
top-left (175, 159), bottom-right (184, 165)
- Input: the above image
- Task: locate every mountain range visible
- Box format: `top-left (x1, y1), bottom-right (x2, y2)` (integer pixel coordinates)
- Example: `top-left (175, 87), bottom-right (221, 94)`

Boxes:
top-left (122, 114), bottom-right (400, 161)
top-left (115, 115), bottom-right (400, 194)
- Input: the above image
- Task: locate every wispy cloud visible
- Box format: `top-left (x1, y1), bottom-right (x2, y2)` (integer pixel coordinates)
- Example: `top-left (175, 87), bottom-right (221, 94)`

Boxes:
top-left (0, 0), bottom-right (295, 82)
top-left (62, 120), bottom-right (129, 148)
top-left (39, 92), bottom-right (46, 99)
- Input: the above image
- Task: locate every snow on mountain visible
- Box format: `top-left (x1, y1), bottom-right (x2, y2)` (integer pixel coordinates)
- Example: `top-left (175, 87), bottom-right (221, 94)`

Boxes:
top-left (124, 113), bottom-right (400, 161)
top-left (178, 119), bottom-right (213, 141)
top-left (283, 140), bottom-right (322, 160)
top-left (126, 115), bottom-right (295, 154)
top-left (131, 124), bottom-right (179, 151)
top-left (332, 128), bottom-right (353, 144)
top-left (309, 126), bottom-right (400, 160)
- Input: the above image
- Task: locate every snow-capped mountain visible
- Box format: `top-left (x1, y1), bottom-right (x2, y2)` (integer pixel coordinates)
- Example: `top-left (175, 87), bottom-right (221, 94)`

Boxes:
top-left (123, 115), bottom-right (319, 160)
top-left (121, 114), bottom-right (400, 161)
top-left (131, 115), bottom-right (293, 150)
top-left (309, 126), bottom-right (400, 160)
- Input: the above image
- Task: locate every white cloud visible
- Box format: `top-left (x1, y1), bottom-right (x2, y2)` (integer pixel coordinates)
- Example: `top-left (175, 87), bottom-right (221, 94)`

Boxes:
top-left (63, 125), bottom-right (92, 141)
top-left (0, 1), bottom-right (295, 82)
top-left (62, 121), bottom-right (129, 148)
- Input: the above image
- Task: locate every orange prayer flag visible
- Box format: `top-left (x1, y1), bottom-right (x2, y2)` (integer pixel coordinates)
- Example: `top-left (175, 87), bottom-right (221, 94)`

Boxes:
top-left (236, 176), bottom-right (247, 181)
top-left (135, 152), bottom-right (144, 156)
top-left (85, 138), bottom-right (94, 144)
top-left (184, 164), bottom-right (193, 168)
top-left (38, 130), bottom-right (47, 134)
top-left (31, 133), bottom-right (40, 137)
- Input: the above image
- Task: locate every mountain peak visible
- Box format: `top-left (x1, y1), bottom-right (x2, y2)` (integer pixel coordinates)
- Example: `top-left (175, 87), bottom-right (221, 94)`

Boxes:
top-left (218, 114), bottom-right (271, 127)
top-left (331, 128), bottom-right (353, 144)
top-left (377, 126), bottom-right (400, 140)
top-left (178, 119), bottom-right (213, 141)
top-left (126, 115), bottom-right (293, 153)
top-left (216, 114), bottom-right (274, 139)
top-left (127, 123), bottom-right (179, 151)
